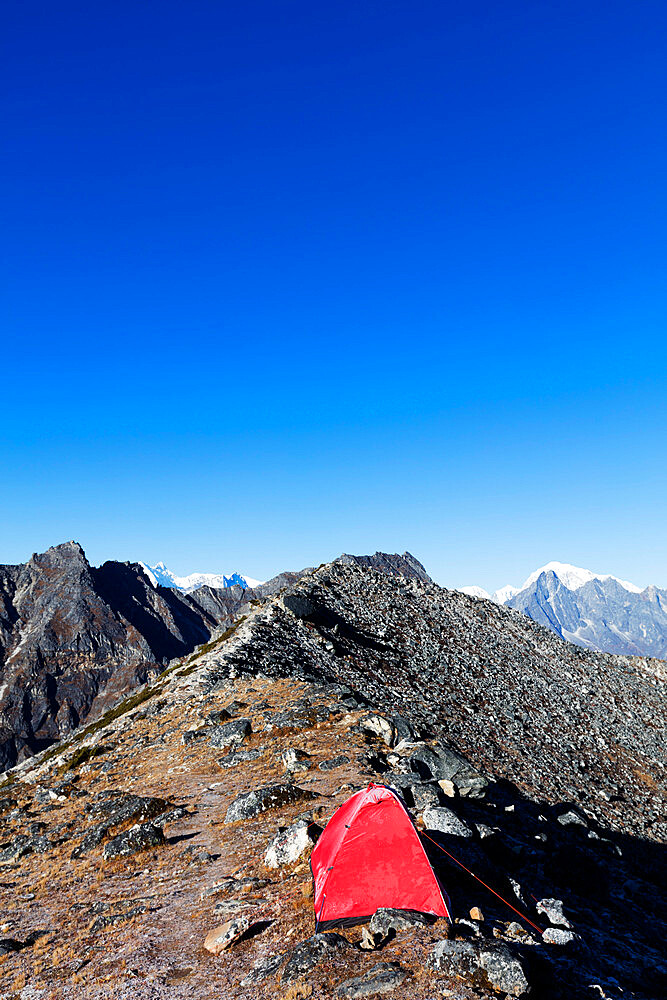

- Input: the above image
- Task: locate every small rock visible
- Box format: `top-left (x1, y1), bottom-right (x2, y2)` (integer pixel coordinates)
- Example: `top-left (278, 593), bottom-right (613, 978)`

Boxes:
top-left (369, 907), bottom-right (430, 941)
top-left (226, 784), bottom-right (317, 823)
top-left (556, 808), bottom-right (587, 827)
top-left (281, 748), bottom-right (311, 772)
top-left (240, 952), bottom-right (285, 984)
top-left (479, 945), bottom-right (529, 997)
top-left (469, 907), bottom-right (484, 921)
top-left (217, 749), bottom-right (262, 769)
top-left (536, 898), bottom-right (572, 929)
top-left (409, 783), bottom-right (442, 810)
top-left (203, 917), bottom-right (250, 954)
top-left (102, 822), bottom-right (165, 860)
top-left (437, 779), bottom-right (456, 798)
top-left (422, 806), bottom-right (474, 838)
top-left (358, 715), bottom-right (397, 747)
top-left (318, 755), bottom-right (350, 771)
top-left (542, 927), bottom-right (577, 946)
top-left (209, 718), bottom-right (252, 750)
top-left (282, 933), bottom-right (351, 982)
top-left (336, 962), bottom-right (405, 997)
top-left (265, 819), bottom-right (314, 867)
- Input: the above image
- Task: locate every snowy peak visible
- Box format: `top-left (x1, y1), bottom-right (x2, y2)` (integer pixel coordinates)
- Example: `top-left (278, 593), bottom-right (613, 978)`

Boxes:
top-left (519, 561), bottom-right (642, 595)
top-left (458, 560), bottom-right (667, 658)
top-left (140, 562), bottom-right (263, 593)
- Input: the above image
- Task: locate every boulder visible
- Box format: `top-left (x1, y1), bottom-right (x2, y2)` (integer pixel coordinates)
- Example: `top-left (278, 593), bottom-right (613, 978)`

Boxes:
top-left (265, 819), bottom-right (313, 867)
top-left (422, 806), bottom-right (474, 838)
top-left (102, 822), bottom-right (165, 859)
top-left (225, 784), bottom-right (317, 823)
top-left (209, 718), bottom-right (252, 749)
top-left (428, 938), bottom-right (479, 976)
top-left (479, 945), bottom-right (530, 997)
top-left (536, 897), bottom-right (572, 929)
top-left (336, 962), bottom-right (406, 997)
top-left (409, 783), bottom-right (442, 811)
top-left (203, 917), bottom-right (250, 954)
top-left (281, 932), bottom-right (351, 982)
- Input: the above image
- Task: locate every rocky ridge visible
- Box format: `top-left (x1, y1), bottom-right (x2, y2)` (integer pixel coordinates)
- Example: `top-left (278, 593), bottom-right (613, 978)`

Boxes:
top-left (0, 542), bottom-right (254, 770)
top-left (0, 557), bottom-right (664, 998)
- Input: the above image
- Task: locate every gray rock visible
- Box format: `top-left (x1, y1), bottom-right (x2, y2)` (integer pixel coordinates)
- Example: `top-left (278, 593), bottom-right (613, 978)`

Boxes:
top-left (281, 932), bottom-right (351, 982)
top-left (209, 718), bottom-right (252, 749)
top-left (240, 952), bottom-right (285, 984)
top-left (536, 897), bottom-right (573, 929)
top-left (217, 749), bottom-right (262, 769)
top-left (225, 783), bottom-right (317, 823)
top-left (422, 806), bottom-right (474, 838)
top-left (428, 938), bottom-right (479, 975)
top-left (542, 927), bottom-right (578, 946)
top-left (204, 916), bottom-right (250, 954)
top-left (409, 782), bottom-right (442, 810)
top-left (102, 822), bottom-right (165, 859)
top-left (479, 945), bottom-right (530, 996)
top-left (336, 962), bottom-right (406, 997)
top-left (557, 808), bottom-right (587, 827)
top-left (369, 907), bottom-right (430, 939)
top-left (358, 714), bottom-right (398, 747)
top-left (281, 747), bottom-right (311, 772)
top-left (265, 819), bottom-right (313, 867)
top-left (318, 754), bottom-right (351, 771)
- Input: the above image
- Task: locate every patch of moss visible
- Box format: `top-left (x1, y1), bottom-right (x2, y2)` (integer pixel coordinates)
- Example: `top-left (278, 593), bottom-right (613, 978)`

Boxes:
top-left (57, 743), bottom-right (110, 775)
top-left (177, 616), bottom-right (248, 676)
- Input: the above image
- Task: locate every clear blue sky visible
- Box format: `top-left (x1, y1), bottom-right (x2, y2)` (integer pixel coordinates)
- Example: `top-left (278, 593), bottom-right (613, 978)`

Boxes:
top-left (2, 1), bottom-right (666, 591)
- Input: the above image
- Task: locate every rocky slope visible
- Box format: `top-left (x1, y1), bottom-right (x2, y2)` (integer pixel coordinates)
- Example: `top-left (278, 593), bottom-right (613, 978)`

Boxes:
top-left (0, 558), bottom-right (664, 999)
top-left (0, 543), bottom-right (253, 771)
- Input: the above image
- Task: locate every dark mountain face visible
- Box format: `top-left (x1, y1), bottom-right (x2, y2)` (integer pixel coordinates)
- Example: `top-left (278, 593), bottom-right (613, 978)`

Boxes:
top-left (0, 542), bottom-right (249, 770)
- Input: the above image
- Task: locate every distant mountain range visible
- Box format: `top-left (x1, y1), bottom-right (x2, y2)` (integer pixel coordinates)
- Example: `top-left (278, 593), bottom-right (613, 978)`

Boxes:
top-left (459, 560), bottom-right (667, 658)
top-left (139, 561), bottom-right (263, 593)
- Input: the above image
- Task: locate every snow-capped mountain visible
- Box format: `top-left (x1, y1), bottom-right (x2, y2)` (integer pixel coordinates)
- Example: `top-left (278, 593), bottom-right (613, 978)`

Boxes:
top-left (140, 561), bottom-right (263, 594)
top-left (458, 561), bottom-right (667, 658)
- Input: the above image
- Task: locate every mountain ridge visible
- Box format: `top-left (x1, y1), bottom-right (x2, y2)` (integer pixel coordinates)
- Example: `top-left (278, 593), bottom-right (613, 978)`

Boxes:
top-left (459, 560), bottom-right (667, 658)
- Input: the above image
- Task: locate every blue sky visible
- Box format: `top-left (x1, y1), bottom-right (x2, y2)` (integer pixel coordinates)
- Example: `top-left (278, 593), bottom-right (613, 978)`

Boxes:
top-left (2, 1), bottom-right (666, 590)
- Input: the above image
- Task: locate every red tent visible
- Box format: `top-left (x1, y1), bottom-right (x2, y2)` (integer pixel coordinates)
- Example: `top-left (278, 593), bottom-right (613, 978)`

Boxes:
top-left (311, 782), bottom-right (451, 929)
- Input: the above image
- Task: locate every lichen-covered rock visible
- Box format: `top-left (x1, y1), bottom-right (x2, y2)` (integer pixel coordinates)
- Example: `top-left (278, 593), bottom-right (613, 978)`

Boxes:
top-left (318, 754), bottom-right (350, 770)
top-left (240, 952), bottom-right (285, 985)
top-left (479, 945), bottom-right (530, 997)
top-left (336, 962), bottom-right (406, 997)
top-left (281, 932), bottom-right (351, 981)
top-left (358, 714), bottom-right (397, 747)
top-left (542, 927), bottom-right (578, 946)
top-left (208, 718), bottom-right (251, 749)
top-left (216, 749), bottom-right (261, 769)
top-left (409, 782), bottom-right (442, 810)
top-left (281, 747), bottom-right (311, 772)
top-left (265, 818), bottom-right (313, 867)
top-left (536, 897), bottom-right (572, 929)
top-left (423, 805), bottom-right (474, 838)
top-left (203, 917), bottom-right (250, 954)
top-left (102, 821), bottom-right (165, 859)
top-left (369, 907), bottom-right (430, 940)
top-left (428, 938), bottom-right (479, 976)
top-left (225, 783), bottom-right (317, 823)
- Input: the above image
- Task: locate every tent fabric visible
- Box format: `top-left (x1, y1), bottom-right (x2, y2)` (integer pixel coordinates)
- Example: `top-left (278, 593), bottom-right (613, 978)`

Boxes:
top-left (311, 782), bottom-right (451, 929)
